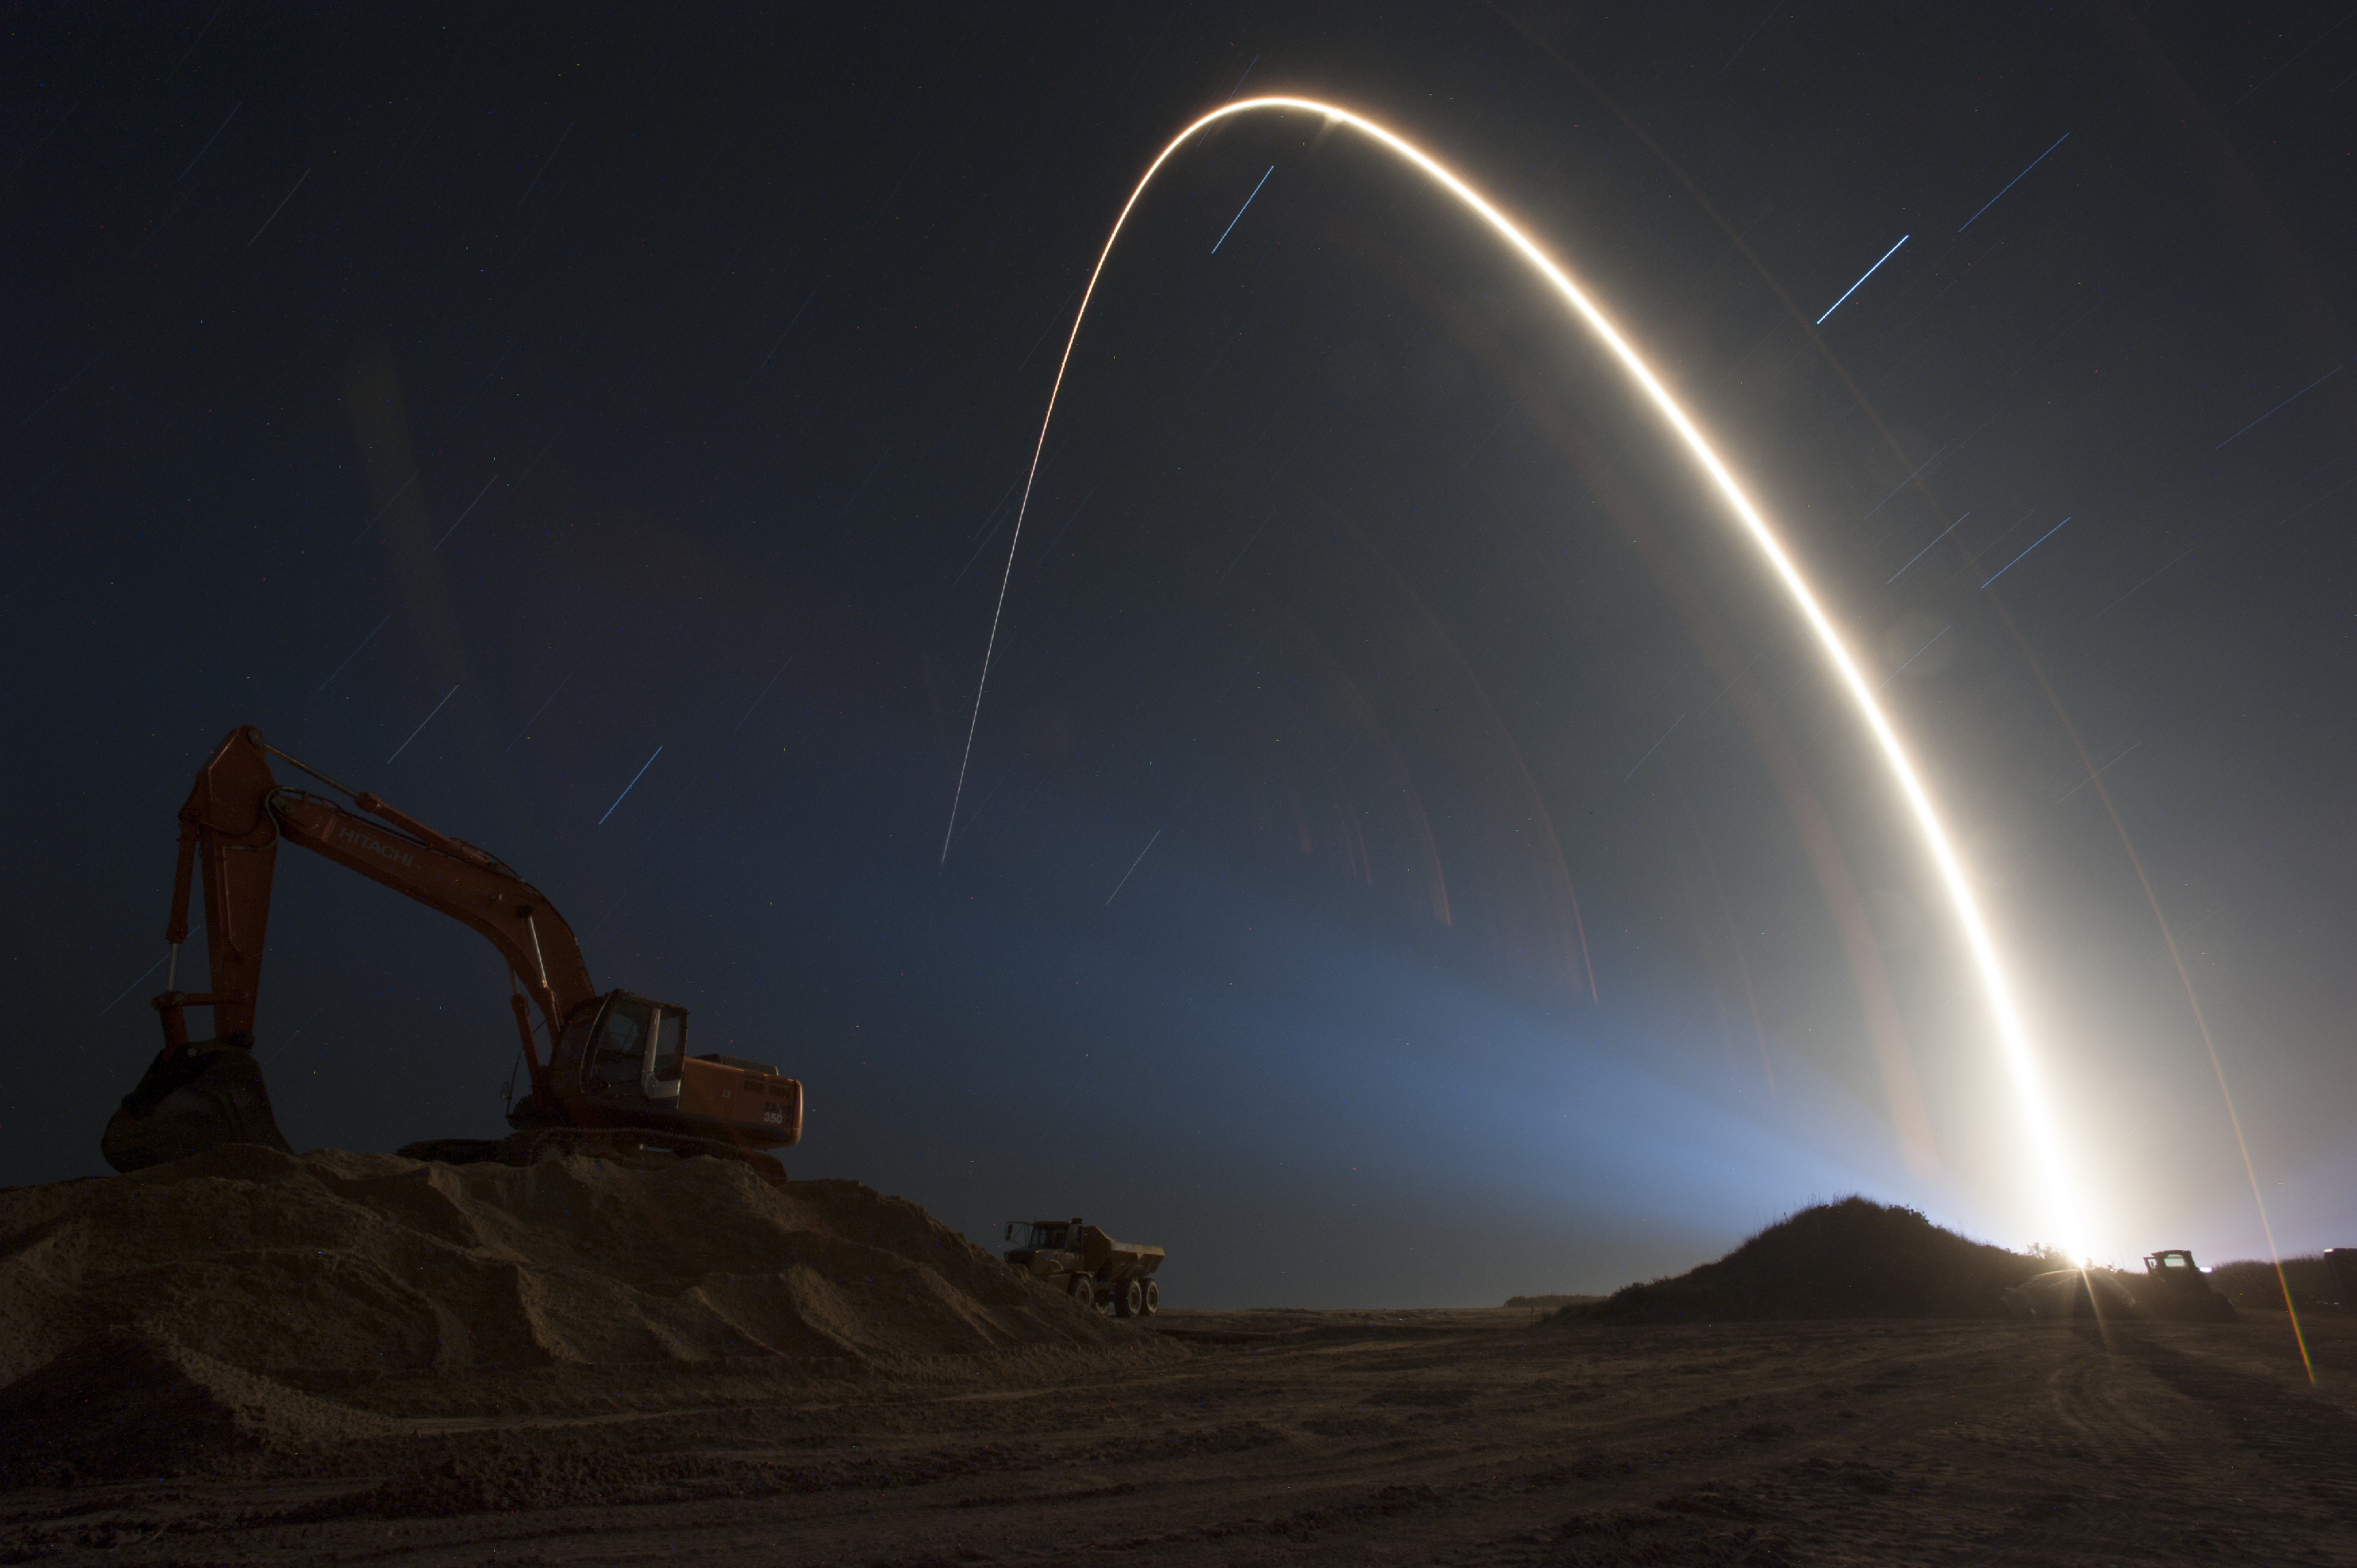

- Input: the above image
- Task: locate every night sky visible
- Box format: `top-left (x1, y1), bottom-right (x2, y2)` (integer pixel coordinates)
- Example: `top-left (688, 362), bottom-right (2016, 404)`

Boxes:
top-left (8, 5), bottom-right (2352, 1306)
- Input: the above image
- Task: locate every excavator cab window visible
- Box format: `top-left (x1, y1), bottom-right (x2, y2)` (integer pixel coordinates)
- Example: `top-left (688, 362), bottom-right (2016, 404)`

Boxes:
top-left (578, 993), bottom-right (685, 1101)
top-left (587, 999), bottom-right (650, 1091)
top-left (647, 1008), bottom-right (684, 1098)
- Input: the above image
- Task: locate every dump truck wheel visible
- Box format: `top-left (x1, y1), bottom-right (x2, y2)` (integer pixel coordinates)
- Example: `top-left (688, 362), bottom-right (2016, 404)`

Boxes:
top-left (1069, 1273), bottom-right (1098, 1311)
top-left (1140, 1280), bottom-right (1160, 1316)
top-left (1113, 1279), bottom-right (1142, 1318)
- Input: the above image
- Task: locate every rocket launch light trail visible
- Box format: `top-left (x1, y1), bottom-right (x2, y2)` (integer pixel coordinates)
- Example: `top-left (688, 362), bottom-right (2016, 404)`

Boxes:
top-left (942, 97), bottom-right (2089, 1255)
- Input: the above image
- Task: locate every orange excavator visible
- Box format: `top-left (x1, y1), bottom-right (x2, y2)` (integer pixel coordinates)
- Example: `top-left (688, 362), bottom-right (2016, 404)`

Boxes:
top-left (101, 725), bottom-right (803, 1177)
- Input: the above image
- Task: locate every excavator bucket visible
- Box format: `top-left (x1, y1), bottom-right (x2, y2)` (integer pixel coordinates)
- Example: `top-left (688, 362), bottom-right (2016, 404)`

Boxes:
top-left (101, 1040), bottom-right (292, 1173)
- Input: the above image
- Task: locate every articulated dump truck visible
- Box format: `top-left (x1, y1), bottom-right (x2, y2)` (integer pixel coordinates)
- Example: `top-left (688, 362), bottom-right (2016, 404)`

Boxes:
top-left (1004, 1218), bottom-right (1164, 1317)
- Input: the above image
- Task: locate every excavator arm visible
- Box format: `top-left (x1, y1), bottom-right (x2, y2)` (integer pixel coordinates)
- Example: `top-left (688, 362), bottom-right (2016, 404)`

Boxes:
top-left (106, 725), bottom-right (802, 1175)
top-left (104, 727), bottom-right (602, 1172)
top-left (148, 724), bottom-right (598, 1078)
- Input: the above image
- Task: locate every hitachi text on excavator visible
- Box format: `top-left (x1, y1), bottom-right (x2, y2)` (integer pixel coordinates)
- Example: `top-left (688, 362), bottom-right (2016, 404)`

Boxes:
top-left (101, 726), bottom-right (803, 1177)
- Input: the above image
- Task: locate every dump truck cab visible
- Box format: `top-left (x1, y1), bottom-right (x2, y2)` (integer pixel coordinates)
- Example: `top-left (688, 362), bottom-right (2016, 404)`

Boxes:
top-left (2138, 1247), bottom-right (2235, 1319)
top-left (1004, 1219), bottom-right (1082, 1265)
top-left (1003, 1216), bottom-right (1164, 1318)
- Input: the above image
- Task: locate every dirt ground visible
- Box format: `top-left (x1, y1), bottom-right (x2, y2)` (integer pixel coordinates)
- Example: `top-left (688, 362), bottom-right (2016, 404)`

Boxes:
top-left (3, 1304), bottom-right (2349, 1566)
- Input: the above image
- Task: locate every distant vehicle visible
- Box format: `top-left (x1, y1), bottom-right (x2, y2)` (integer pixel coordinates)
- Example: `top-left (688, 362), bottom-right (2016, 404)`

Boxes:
top-left (2135, 1248), bottom-right (2237, 1321)
top-left (2003, 1247), bottom-right (2234, 1321)
top-left (1004, 1217), bottom-right (1164, 1317)
top-left (2328, 1248), bottom-right (2357, 1309)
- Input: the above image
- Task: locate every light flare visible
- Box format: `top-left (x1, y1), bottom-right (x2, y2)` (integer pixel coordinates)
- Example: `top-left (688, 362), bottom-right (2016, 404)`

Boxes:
top-left (941, 96), bottom-right (2088, 1255)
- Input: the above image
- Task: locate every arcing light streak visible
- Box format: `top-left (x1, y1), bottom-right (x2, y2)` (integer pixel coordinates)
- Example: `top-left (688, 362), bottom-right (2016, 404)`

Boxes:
top-left (940, 97), bottom-right (2084, 1253)
top-left (1816, 234), bottom-right (1908, 324)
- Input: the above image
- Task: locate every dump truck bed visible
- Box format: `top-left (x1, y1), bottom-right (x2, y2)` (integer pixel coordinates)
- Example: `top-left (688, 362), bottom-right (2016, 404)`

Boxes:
top-left (1083, 1226), bottom-right (1165, 1284)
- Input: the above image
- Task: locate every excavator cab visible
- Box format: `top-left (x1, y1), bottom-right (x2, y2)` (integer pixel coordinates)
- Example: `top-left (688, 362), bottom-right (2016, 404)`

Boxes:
top-left (513, 989), bottom-right (802, 1152)
top-left (574, 994), bottom-right (685, 1101)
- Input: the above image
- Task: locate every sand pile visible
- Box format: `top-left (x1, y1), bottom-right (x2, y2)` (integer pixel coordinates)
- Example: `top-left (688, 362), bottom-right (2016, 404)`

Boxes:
top-left (0, 1144), bottom-right (1114, 1479)
top-left (0, 1335), bottom-right (400, 1486)
top-left (1574, 1196), bottom-right (2045, 1322)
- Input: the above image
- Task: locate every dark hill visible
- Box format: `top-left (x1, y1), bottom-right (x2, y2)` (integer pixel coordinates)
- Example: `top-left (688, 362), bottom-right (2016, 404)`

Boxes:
top-left (1571, 1196), bottom-right (2048, 1322)
top-left (2210, 1255), bottom-right (2344, 1311)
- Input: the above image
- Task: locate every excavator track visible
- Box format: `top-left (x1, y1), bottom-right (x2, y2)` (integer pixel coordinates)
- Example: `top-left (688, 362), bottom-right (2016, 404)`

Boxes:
top-left (394, 1129), bottom-right (786, 1184)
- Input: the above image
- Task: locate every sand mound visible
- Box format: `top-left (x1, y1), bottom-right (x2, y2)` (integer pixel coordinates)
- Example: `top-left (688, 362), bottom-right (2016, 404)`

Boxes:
top-left (1574, 1196), bottom-right (2045, 1322)
top-left (0, 1334), bottom-right (397, 1486)
top-left (0, 1145), bottom-right (1113, 1401)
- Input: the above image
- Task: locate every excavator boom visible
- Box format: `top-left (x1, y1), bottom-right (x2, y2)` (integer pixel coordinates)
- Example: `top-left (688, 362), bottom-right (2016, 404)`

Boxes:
top-left (103, 726), bottom-right (801, 1174)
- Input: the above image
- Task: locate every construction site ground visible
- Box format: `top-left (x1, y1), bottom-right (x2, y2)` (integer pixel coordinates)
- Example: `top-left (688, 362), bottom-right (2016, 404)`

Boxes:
top-left (2, 1306), bottom-right (2349, 1565)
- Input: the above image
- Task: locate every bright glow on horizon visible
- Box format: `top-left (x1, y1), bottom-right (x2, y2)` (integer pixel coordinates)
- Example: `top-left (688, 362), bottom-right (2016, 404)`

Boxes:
top-left (942, 95), bottom-right (2089, 1258)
